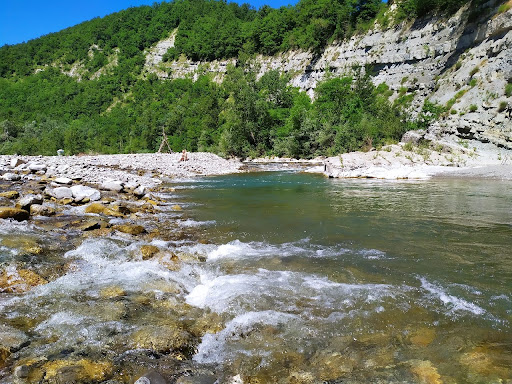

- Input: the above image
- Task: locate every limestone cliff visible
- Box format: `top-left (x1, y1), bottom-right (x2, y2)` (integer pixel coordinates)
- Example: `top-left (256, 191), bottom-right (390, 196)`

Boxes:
top-left (143, 0), bottom-right (512, 149)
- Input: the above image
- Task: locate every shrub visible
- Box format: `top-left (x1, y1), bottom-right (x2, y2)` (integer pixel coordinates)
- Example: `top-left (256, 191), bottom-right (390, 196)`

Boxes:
top-left (498, 3), bottom-right (511, 13)
top-left (455, 61), bottom-right (462, 70)
top-left (451, 109), bottom-right (457, 115)
top-left (469, 104), bottom-right (478, 112)
top-left (469, 78), bottom-right (477, 87)
top-left (498, 101), bottom-right (507, 112)
top-left (506, 83), bottom-right (512, 97)
top-left (470, 66), bottom-right (479, 77)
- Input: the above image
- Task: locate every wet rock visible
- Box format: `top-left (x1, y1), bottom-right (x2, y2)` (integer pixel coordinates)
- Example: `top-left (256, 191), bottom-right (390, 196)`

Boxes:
top-left (0, 324), bottom-right (29, 352)
top-left (10, 158), bottom-right (26, 168)
top-left (130, 325), bottom-right (192, 354)
top-left (2, 173), bottom-right (21, 181)
top-left (141, 245), bottom-right (160, 260)
top-left (0, 207), bottom-right (29, 221)
top-left (176, 374), bottom-right (217, 384)
top-left (84, 202), bottom-right (124, 217)
top-left (0, 267), bottom-right (48, 293)
top-left (188, 312), bottom-right (224, 338)
top-left (172, 205), bottom-right (182, 211)
top-left (310, 350), bottom-right (354, 381)
top-left (0, 191), bottom-right (19, 199)
top-left (53, 177), bottom-right (72, 185)
top-left (409, 360), bottom-right (442, 384)
top-left (113, 224), bottom-right (146, 235)
top-left (100, 286), bottom-right (126, 299)
top-left (29, 204), bottom-right (56, 217)
top-left (13, 364), bottom-right (30, 379)
top-left (409, 328), bottom-right (436, 347)
top-left (27, 163), bottom-right (47, 173)
top-left (135, 370), bottom-right (167, 384)
top-left (41, 359), bottom-right (113, 383)
top-left (70, 185), bottom-right (101, 202)
top-left (0, 347), bottom-right (9, 368)
top-left (79, 219), bottom-right (103, 231)
top-left (101, 180), bottom-right (124, 192)
top-left (16, 194), bottom-right (43, 210)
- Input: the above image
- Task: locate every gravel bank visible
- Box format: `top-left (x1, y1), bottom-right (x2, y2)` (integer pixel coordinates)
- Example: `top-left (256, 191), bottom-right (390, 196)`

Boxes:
top-left (0, 153), bottom-right (243, 187)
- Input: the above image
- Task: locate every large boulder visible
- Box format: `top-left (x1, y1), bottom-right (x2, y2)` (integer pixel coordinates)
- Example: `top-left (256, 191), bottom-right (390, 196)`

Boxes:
top-left (0, 207), bottom-right (29, 221)
top-left (16, 194), bottom-right (43, 211)
top-left (70, 185), bottom-right (101, 202)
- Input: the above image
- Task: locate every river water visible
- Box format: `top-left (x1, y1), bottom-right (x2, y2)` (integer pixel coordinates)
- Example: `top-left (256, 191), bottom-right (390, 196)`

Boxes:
top-left (1, 171), bottom-right (511, 383)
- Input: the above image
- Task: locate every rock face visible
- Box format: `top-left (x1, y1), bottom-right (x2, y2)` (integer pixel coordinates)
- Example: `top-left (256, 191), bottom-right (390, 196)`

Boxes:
top-left (144, 1), bottom-right (512, 149)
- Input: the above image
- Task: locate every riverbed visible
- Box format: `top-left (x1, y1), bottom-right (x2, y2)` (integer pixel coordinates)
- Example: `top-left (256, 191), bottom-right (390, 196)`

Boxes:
top-left (1, 171), bottom-right (511, 383)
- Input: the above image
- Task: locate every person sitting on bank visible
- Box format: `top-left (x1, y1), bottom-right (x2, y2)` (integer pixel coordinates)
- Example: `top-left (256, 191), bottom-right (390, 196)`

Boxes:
top-left (179, 149), bottom-right (188, 161)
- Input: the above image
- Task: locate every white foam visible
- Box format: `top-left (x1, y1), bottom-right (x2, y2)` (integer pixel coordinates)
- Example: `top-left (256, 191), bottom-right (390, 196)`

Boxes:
top-left (420, 278), bottom-right (485, 316)
top-left (178, 239), bottom-right (386, 262)
top-left (178, 219), bottom-right (216, 227)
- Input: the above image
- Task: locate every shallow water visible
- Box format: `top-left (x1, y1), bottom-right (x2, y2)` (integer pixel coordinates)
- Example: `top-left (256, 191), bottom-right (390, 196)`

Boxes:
top-left (0, 172), bottom-right (511, 383)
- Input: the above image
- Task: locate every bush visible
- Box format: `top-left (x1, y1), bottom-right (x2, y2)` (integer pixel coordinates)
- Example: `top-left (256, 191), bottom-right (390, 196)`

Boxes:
top-left (498, 101), bottom-right (507, 112)
top-left (469, 104), bottom-right (478, 112)
top-left (470, 66), bottom-right (479, 77)
top-left (451, 109), bottom-right (457, 114)
top-left (506, 83), bottom-right (512, 97)
top-left (498, 3), bottom-right (511, 13)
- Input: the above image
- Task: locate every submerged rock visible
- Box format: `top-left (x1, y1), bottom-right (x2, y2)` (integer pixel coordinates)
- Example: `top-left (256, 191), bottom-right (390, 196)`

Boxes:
top-left (40, 359), bottom-right (113, 383)
top-left (0, 207), bottom-right (29, 221)
top-left (0, 267), bottom-right (48, 293)
top-left (130, 325), bottom-right (192, 354)
top-left (141, 245), bottom-right (160, 260)
top-left (409, 360), bottom-right (442, 384)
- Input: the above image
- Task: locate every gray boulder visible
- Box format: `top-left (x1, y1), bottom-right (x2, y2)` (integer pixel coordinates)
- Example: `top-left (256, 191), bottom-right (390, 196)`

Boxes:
top-left (28, 163), bottom-right (47, 173)
top-left (10, 158), bottom-right (26, 168)
top-left (50, 187), bottom-right (73, 200)
top-left (70, 185), bottom-right (101, 202)
top-left (1, 173), bottom-right (21, 181)
top-left (133, 186), bottom-right (147, 198)
top-left (16, 194), bottom-right (43, 210)
top-left (53, 177), bottom-right (73, 185)
top-left (100, 180), bottom-right (124, 193)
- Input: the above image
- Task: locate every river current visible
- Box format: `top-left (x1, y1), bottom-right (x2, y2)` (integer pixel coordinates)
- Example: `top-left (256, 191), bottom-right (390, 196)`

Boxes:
top-left (1, 171), bottom-right (511, 383)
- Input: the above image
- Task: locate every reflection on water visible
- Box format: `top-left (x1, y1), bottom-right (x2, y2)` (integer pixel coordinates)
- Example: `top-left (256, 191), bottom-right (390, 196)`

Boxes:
top-left (0, 172), bottom-right (511, 383)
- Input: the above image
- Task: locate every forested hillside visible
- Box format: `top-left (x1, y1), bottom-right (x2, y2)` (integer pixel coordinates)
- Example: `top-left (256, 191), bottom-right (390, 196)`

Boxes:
top-left (0, 0), bottom-right (484, 157)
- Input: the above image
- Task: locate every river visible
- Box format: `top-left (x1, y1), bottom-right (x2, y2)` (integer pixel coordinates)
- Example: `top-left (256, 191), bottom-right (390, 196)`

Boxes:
top-left (1, 171), bottom-right (511, 383)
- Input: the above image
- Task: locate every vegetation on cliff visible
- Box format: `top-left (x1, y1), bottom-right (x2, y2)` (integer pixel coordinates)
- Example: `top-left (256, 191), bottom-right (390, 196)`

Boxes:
top-left (0, 0), bottom-right (483, 157)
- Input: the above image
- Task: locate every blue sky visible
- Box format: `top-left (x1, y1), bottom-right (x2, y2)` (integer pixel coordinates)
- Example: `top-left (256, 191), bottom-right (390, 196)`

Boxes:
top-left (0, 0), bottom-right (297, 46)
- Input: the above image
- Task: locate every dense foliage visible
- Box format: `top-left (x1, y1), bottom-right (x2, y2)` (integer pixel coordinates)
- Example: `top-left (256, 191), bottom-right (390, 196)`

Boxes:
top-left (0, 0), bottom-right (478, 158)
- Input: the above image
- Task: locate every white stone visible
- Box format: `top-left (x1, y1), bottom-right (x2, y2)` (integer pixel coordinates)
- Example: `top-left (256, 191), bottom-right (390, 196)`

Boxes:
top-left (28, 163), bottom-right (47, 172)
top-left (100, 180), bottom-right (124, 192)
top-left (54, 177), bottom-right (73, 185)
top-left (2, 172), bottom-right (21, 181)
top-left (70, 185), bottom-right (101, 201)
top-left (10, 158), bottom-right (25, 168)
top-left (50, 187), bottom-right (73, 199)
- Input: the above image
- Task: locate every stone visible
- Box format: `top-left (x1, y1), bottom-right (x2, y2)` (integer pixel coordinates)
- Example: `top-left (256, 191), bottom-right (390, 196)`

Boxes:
top-left (0, 207), bottom-right (29, 221)
top-left (79, 220), bottom-right (103, 231)
top-left (172, 205), bottom-right (182, 211)
top-left (70, 185), bottom-right (101, 202)
top-left (0, 324), bottom-right (29, 352)
top-left (100, 286), bottom-right (126, 299)
top-left (130, 325), bottom-right (192, 353)
top-left (113, 224), bottom-right (146, 235)
top-left (0, 268), bottom-right (47, 293)
top-left (141, 245), bottom-right (160, 260)
top-left (409, 328), bottom-right (436, 347)
top-left (100, 180), bottom-right (124, 192)
top-left (13, 363), bottom-right (30, 378)
top-left (29, 204), bottom-right (56, 216)
top-left (176, 374), bottom-right (217, 384)
top-left (10, 158), bottom-right (25, 168)
top-left (0, 191), bottom-right (19, 199)
top-left (50, 187), bottom-right (73, 199)
top-left (42, 359), bottom-right (113, 383)
top-left (135, 371), bottom-right (167, 384)
top-left (27, 163), bottom-right (47, 173)
top-left (16, 194), bottom-right (43, 210)
top-left (84, 202), bottom-right (123, 217)
top-left (2, 173), bottom-right (21, 181)
top-left (60, 198), bottom-right (74, 205)
top-left (53, 177), bottom-right (73, 185)
top-left (133, 185), bottom-right (147, 198)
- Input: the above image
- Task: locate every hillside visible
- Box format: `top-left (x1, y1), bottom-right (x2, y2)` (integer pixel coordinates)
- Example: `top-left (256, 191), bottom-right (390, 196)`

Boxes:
top-left (0, 0), bottom-right (511, 157)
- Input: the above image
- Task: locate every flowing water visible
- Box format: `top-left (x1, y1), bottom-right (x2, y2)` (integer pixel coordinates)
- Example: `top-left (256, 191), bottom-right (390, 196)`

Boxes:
top-left (1, 171), bottom-right (511, 383)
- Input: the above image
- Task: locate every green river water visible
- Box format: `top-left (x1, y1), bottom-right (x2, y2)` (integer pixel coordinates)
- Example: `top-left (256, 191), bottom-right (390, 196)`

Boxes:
top-left (0, 170), bottom-right (511, 383)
